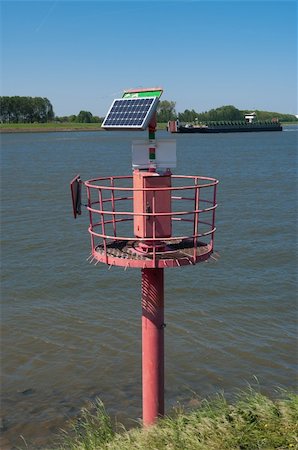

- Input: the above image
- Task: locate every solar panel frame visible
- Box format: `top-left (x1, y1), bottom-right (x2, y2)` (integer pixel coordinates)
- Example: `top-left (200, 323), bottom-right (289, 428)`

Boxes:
top-left (101, 96), bottom-right (159, 130)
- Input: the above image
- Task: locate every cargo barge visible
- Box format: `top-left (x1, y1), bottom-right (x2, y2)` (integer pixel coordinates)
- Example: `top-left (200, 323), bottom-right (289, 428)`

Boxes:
top-left (167, 113), bottom-right (282, 133)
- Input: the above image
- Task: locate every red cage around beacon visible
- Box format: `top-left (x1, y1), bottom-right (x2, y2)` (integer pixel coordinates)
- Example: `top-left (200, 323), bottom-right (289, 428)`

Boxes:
top-left (84, 174), bottom-right (218, 269)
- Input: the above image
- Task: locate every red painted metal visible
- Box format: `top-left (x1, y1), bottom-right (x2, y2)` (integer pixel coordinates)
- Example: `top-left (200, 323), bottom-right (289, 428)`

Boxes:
top-left (84, 175), bottom-right (218, 268)
top-left (133, 171), bottom-right (172, 239)
top-left (71, 87), bottom-right (219, 429)
top-left (148, 114), bottom-right (157, 134)
top-left (142, 268), bottom-right (164, 425)
top-left (79, 172), bottom-right (218, 426)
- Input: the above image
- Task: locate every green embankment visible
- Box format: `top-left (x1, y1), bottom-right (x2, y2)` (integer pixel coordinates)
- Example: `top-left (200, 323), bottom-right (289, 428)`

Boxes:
top-left (0, 122), bottom-right (103, 133)
top-left (56, 391), bottom-right (298, 450)
top-left (0, 122), bottom-right (169, 133)
top-left (0, 122), bottom-right (296, 133)
top-left (0, 122), bottom-right (167, 133)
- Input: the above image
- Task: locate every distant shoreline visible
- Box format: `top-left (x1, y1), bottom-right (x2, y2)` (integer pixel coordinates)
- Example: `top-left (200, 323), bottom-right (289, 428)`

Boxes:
top-left (0, 124), bottom-right (103, 134)
top-left (0, 122), bottom-right (296, 134)
top-left (0, 127), bottom-right (103, 134)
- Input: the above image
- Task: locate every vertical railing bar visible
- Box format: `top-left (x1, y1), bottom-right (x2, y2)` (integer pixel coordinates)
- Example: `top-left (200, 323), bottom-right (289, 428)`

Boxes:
top-left (193, 178), bottom-right (200, 262)
top-left (110, 177), bottom-right (117, 237)
top-left (98, 187), bottom-right (108, 264)
top-left (152, 188), bottom-right (156, 266)
top-left (87, 186), bottom-right (95, 253)
top-left (211, 182), bottom-right (217, 251)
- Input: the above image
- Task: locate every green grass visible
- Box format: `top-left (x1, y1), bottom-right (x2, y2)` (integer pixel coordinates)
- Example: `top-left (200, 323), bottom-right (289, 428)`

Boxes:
top-left (0, 122), bottom-right (103, 132)
top-left (56, 390), bottom-right (298, 450)
top-left (0, 122), bottom-right (169, 132)
top-left (1, 121), bottom-right (296, 133)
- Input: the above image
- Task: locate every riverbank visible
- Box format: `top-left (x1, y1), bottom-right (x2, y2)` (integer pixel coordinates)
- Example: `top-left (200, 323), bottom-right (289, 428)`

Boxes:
top-left (1, 122), bottom-right (295, 134)
top-left (0, 122), bottom-right (103, 133)
top-left (56, 390), bottom-right (297, 450)
top-left (0, 122), bottom-right (169, 133)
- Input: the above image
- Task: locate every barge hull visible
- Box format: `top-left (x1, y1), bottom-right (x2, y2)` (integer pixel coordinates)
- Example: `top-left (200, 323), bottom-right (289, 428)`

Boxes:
top-left (167, 120), bottom-right (282, 134)
top-left (176, 125), bottom-right (282, 133)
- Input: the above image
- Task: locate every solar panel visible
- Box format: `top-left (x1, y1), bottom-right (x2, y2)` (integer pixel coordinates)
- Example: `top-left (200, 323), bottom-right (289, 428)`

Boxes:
top-left (102, 96), bottom-right (159, 130)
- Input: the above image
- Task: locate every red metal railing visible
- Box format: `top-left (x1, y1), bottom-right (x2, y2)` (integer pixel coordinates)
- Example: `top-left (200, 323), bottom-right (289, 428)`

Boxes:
top-left (84, 175), bottom-right (218, 269)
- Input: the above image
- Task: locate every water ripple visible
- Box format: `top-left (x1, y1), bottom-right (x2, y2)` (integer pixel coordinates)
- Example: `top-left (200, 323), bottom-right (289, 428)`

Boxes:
top-left (1, 128), bottom-right (297, 448)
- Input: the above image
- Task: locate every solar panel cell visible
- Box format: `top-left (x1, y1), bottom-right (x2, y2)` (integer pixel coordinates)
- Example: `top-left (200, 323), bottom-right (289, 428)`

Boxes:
top-left (102, 97), bottom-right (159, 130)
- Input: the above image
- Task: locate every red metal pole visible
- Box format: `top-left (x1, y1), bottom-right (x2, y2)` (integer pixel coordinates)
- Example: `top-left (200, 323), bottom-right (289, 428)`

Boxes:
top-left (141, 267), bottom-right (165, 426)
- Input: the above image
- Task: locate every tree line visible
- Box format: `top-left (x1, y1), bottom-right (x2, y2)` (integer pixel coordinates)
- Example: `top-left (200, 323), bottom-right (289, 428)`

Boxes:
top-left (1, 96), bottom-right (297, 124)
top-left (0, 97), bottom-right (103, 124)
top-left (157, 101), bottom-right (298, 123)
top-left (55, 111), bottom-right (102, 123)
top-left (0, 96), bottom-right (54, 123)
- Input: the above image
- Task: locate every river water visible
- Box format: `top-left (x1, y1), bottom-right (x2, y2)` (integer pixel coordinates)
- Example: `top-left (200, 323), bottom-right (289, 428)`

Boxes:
top-left (1, 127), bottom-right (297, 448)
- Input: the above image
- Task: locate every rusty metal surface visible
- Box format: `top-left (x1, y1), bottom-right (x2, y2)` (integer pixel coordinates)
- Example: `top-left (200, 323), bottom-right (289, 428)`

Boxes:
top-left (92, 239), bottom-right (212, 268)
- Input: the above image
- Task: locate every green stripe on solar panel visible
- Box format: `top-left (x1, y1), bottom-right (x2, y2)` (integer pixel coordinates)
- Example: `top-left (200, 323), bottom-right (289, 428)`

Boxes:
top-left (102, 97), bottom-right (159, 130)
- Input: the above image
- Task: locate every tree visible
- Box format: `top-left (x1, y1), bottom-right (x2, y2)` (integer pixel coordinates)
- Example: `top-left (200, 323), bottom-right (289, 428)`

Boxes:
top-left (178, 105), bottom-right (244, 123)
top-left (157, 100), bottom-right (176, 122)
top-left (209, 105), bottom-right (243, 121)
top-left (76, 110), bottom-right (93, 123)
top-left (44, 97), bottom-right (54, 121)
top-left (178, 109), bottom-right (198, 123)
top-left (91, 115), bottom-right (101, 123)
top-left (0, 96), bottom-right (55, 123)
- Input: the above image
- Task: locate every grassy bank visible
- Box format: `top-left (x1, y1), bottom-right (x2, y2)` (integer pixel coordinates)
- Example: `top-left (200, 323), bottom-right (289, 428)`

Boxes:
top-left (0, 122), bottom-right (103, 133)
top-left (56, 390), bottom-right (298, 450)
top-left (0, 122), bottom-right (169, 133)
top-left (0, 122), bottom-right (295, 134)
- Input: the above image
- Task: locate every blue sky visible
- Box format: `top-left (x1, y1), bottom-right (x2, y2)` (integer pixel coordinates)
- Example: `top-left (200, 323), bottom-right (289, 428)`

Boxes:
top-left (1, 1), bottom-right (297, 116)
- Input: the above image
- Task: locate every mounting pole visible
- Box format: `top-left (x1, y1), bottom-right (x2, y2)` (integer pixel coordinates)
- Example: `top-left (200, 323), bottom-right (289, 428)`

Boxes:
top-left (142, 268), bottom-right (165, 425)
top-left (148, 113), bottom-right (157, 172)
top-left (141, 113), bottom-right (165, 425)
